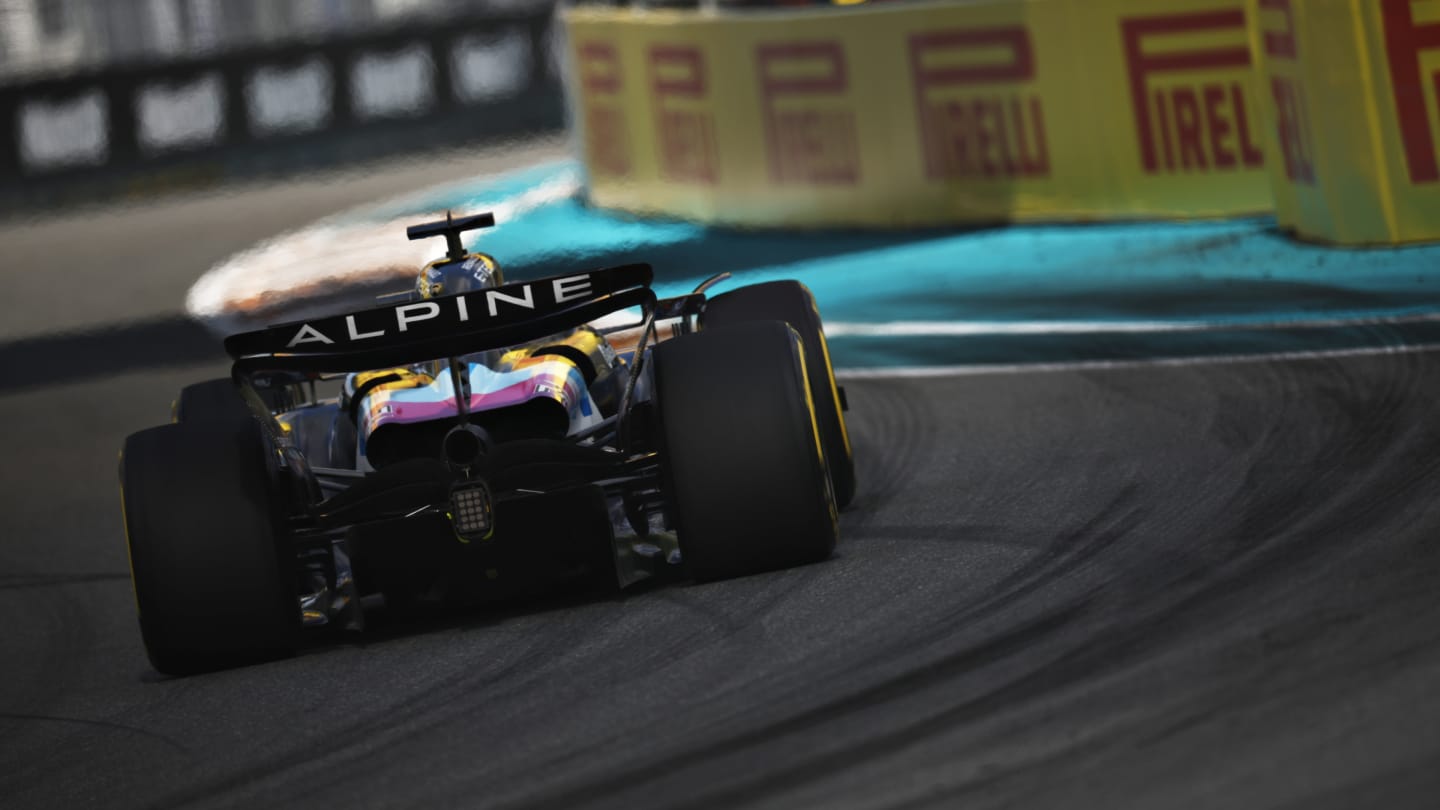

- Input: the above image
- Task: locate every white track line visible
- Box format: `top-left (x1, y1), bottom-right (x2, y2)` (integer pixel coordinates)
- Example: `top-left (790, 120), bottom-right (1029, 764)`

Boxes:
top-left (824, 310), bottom-right (1440, 338)
top-left (834, 341), bottom-right (1440, 379)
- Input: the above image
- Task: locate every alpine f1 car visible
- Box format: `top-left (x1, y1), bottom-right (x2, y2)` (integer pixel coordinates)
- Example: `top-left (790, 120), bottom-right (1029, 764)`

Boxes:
top-left (119, 212), bottom-right (855, 675)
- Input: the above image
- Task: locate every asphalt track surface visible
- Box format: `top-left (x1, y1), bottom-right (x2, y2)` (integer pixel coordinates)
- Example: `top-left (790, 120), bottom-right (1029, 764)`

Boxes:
top-left (4, 154), bottom-right (1440, 809)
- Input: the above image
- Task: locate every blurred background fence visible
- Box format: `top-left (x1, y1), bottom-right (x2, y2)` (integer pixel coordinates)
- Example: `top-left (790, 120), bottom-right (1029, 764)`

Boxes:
top-left (0, 0), bottom-right (565, 214)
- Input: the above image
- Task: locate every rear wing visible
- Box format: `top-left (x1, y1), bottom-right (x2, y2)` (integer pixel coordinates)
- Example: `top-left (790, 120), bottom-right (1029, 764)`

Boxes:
top-left (224, 263), bottom-right (655, 374)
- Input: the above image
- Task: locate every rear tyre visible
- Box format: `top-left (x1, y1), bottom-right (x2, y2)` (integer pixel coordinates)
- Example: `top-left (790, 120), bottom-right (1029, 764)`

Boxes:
top-left (174, 378), bottom-right (252, 424)
top-left (174, 377), bottom-right (289, 424)
top-left (120, 418), bottom-right (299, 675)
top-left (654, 320), bottom-right (837, 582)
top-left (702, 281), bottom-right (855, 508)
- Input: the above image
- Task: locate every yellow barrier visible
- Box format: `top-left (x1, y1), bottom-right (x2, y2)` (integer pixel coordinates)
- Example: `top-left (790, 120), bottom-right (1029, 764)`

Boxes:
top-left (562, 0), bottom-right (1275, 228)
top-left (1249, 0), bottom-right (1440, 244)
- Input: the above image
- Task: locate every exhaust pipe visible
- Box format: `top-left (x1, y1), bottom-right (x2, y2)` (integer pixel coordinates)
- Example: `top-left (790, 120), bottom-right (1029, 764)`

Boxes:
top-left (442, 424), bottom-right (492, 470)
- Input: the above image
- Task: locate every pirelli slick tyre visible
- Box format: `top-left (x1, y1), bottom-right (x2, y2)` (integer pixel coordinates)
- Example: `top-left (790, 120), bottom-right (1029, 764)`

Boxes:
top-left (654, 320), bottom-right (838, 582)
top-left (174, 377), bottom-right (289, 423)
top-left (702, 281), bottom-right (855, 509)
top-left (120, 418), bottom-right (299, 675)
top-left (174, 378), bottom-right (254, 424)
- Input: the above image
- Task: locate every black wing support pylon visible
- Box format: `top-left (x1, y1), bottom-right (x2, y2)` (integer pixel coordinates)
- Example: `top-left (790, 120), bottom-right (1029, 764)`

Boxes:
top-left (407, 211), bottom-right (496, 261)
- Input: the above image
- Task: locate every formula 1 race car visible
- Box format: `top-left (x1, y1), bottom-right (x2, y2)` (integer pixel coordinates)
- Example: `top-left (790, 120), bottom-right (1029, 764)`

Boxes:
top-left (119, 212), bottom-right (854, 675)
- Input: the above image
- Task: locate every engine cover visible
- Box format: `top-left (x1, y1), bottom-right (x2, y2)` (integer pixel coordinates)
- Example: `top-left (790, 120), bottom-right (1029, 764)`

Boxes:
top-left (358, 352), bottom-right (603, 468)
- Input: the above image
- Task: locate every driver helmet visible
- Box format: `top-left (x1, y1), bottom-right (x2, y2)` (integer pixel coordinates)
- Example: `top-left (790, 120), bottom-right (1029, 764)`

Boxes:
top-left (416, 253), bottom-right (502, 299)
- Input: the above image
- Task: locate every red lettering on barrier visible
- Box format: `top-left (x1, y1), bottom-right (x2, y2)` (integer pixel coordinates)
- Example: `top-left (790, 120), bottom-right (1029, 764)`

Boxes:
top-left (1122, 9), bottom-right (1263, 174)
top-left (757, 42), bottom-right (859, 185)
top-left (1234, 84), bottom-right (1265, 167)
top-left (579, 42), bottom-right (621, 94)
top-left (908, 28), bottom-right (1050, 180)
top-left (1260, 0), bottom-right (1298, 58)
top-left (1381, 0), bottom-right (1440, 183)
top-left (649, 45), bottom-right (717, 184)
top-left (1174, 87), bottom-right (1205, 169)
top-left (1156, 91), bottom-right (1175, 169)
top-left (577, 42), bottom-right (629, 178)
top-left (1259, 0), bottom-right (1315, 184)
top-left (1144, 82), bottom-right (1260, 173)
top-left (1204, 84), bottom-right (1236, 168)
